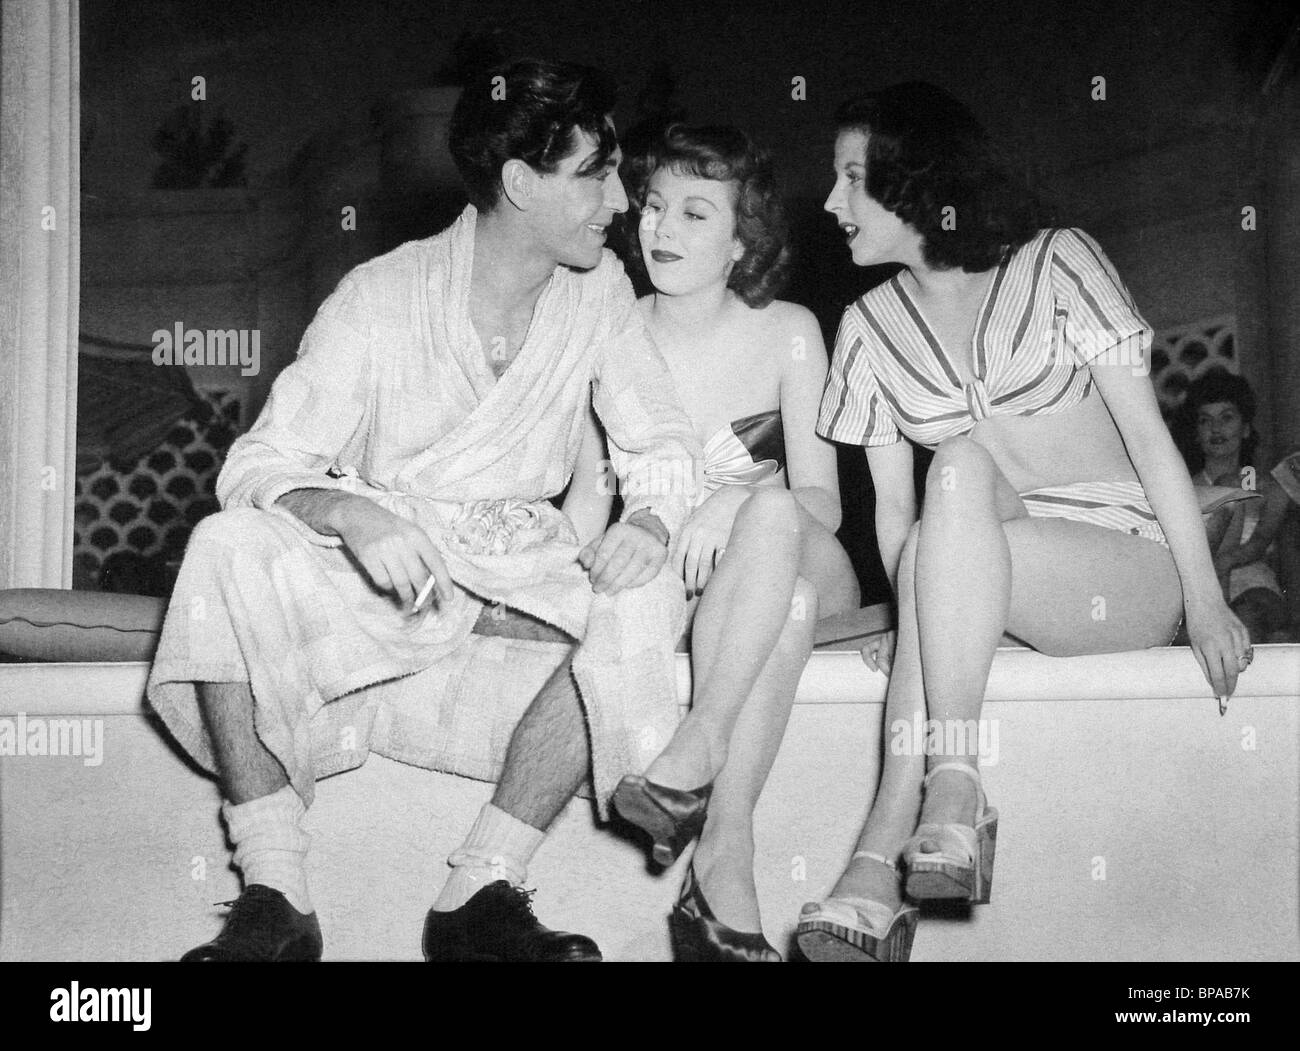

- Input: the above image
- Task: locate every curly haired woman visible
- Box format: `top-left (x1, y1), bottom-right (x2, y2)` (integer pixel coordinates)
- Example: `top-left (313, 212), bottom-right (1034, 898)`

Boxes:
top-left (567, 123), bottom-right (860, 960)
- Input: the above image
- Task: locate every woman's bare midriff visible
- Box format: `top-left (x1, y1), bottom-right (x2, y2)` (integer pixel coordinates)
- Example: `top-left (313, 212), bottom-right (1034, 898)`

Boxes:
top-left (967, 387), bottom-right (1139, 494)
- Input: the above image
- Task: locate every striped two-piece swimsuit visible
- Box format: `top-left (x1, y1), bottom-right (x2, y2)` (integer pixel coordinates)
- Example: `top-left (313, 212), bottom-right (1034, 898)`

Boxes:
top-left (817, 227), bottom-right (1168, 547)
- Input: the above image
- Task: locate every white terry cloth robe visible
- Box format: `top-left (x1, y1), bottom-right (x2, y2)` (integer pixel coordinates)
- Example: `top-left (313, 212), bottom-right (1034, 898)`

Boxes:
top-left (146, 206), bottom-right (701, 815)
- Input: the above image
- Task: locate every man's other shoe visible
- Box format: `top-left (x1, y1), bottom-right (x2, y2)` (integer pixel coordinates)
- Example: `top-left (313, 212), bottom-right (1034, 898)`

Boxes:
top-left (422, 881), bottom-right (601, 962)
top-left (181, 884), bottom-right (323, 962)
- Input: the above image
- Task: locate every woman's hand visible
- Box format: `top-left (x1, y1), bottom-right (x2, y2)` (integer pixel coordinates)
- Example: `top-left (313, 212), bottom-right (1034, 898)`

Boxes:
top-left (1183, 592), bottom-right (1252, 704)
top-left (673, 486), bottom-right (750, 596)
top-left (860, 629), bottom-right (896, 676)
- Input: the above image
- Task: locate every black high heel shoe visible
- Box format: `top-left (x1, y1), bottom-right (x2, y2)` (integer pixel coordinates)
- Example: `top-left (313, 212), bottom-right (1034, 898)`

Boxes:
top-left (612, 774), bottom-right (712, 866)
top-left (669, 866), bottom-right (781, 963)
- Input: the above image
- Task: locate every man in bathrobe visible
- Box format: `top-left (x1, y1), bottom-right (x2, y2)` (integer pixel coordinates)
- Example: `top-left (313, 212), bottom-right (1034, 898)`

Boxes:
top-left (147, 59), bottom-right (700, 962)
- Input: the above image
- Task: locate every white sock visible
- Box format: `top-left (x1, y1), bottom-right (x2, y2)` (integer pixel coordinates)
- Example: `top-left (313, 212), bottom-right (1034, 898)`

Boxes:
top-left (222, 785), bottom-right (313, 915)
top-left (433, 803), bottom-right (545, 912)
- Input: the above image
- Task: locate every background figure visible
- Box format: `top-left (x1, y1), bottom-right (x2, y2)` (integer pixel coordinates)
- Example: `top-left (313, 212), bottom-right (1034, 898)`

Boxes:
top-left (1182, 369), bottom-right (1293, 642)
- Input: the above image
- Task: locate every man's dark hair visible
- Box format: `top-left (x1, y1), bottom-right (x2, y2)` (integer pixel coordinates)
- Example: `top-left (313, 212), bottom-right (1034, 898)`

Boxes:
top-left (448, 58), bottom-right (618, 211)
top-left (624, 123), bottom-right (791, 308)
top-left (834, 82), bottom-right (1045, 272)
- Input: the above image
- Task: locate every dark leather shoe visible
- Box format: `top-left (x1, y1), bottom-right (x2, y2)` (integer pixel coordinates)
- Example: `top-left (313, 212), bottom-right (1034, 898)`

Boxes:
top-left (670, 867), bottom-right (782, 963)
top-left (181, 884), bottom-right (323, 962)
top-left (612, 774), bottom-right (712, 866)
top-left (422, 881), bottom-right (602, 962)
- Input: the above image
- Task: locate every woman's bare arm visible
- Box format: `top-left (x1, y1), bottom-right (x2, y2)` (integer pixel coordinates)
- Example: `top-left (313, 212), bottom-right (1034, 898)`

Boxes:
top-left (561, 403), bottom-right (615, 548)
top-left (1091, 364), bottom-right (1221, 603)
top-left (780, 306), bottom-right (843, 532)
top-left (865, 442), bottom-right (917, 595)
top-left (1089, 358), bottom-right (1250, 697)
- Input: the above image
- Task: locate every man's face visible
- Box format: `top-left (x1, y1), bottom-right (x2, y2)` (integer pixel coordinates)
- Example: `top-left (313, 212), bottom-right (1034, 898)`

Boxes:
top-left (528, 124), bottom-right (628, 270)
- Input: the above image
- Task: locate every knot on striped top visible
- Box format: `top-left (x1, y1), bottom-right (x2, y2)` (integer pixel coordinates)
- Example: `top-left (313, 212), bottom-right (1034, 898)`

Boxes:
top-left (964, 377), bottom-right (993, 421)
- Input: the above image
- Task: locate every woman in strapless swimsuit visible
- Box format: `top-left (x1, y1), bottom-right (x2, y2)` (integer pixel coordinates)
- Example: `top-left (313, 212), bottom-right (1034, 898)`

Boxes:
top-left (795, 83), bottom-right (1250, 962)
top-left (568, 123), bottom-right (859, 960)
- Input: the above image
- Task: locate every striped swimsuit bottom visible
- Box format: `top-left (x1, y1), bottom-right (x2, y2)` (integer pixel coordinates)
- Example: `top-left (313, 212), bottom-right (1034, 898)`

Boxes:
top-left (1017, 480), bottom-right (1168, 548)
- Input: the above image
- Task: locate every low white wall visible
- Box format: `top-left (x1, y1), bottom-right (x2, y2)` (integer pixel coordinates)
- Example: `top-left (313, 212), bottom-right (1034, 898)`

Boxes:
top-left (1, 647), bottom-right (1297, 961)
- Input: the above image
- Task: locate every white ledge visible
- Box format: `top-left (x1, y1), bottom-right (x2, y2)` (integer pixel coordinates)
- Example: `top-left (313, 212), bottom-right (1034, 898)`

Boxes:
top-left (2, 644), bottom-right (1296, 717)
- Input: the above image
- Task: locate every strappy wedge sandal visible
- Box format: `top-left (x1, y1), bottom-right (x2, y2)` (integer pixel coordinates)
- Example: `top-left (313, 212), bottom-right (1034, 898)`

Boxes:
top-left (903, 762), bottom-right (998, 904)
top-left (795, 851), bottom-right (919, 962)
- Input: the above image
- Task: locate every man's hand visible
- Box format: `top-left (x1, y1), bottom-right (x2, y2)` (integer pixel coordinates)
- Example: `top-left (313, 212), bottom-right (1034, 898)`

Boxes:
top-left (329, 497), bottom-right (454, 610)
top-left (577, 520), bottom-right (668, 595)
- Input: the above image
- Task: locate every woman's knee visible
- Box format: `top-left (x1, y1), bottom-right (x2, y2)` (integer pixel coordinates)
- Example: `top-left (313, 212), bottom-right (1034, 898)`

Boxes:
top-left (736, 486), bottom-right (800, 535)
top-left (925, 435), bottom-right (995, 501)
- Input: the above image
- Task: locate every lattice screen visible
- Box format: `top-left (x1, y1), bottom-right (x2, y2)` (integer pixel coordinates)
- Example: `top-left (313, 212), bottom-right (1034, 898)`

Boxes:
top-left (1150, 314), bottom-right (1238, 419)
top-left (72, 389), bottom-right (243, 592)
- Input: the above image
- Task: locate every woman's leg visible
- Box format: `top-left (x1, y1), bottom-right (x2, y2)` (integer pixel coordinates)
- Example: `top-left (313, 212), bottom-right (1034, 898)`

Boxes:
top-left (692, 576), bottom-right (817, 930)
top-left (828, 436), bottom-right (1183, 902)
top-left (916, 439), bottom-right (1185, 836)
top-left (643, 487), bottom-right (802, 789)
top-left (826, 523), bottom-right (924, 909)
top-left (692, 510), bottom-right (860, 929)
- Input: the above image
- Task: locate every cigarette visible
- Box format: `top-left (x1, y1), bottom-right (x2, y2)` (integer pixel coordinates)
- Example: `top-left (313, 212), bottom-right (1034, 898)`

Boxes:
top-left (412, 575), bottom-right (438, 611)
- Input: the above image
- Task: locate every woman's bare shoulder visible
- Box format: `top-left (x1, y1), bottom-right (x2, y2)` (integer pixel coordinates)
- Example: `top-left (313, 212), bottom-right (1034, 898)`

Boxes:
top-left (743, 298), bottom-right (821, 347)
top-left (752, 297), bottom-right (818, 327)
top-left (744, 300), bottom-right (825, 379)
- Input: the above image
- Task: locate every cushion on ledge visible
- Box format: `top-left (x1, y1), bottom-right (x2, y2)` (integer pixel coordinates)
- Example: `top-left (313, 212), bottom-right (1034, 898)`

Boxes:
top-left (812, 604), bottom-right (892, 650)
top-left (0, 589), bottom-right (167, 662)
top-left (0, 587), bottom-right (895, 664)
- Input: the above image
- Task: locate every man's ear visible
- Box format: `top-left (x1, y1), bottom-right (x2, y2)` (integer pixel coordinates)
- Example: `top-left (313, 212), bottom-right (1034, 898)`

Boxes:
top-left (500, 159), bottom-right (535, 211)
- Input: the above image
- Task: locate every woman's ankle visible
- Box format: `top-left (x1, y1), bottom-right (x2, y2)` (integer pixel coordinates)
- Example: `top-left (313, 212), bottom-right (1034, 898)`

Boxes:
top-left (694, 822), bottom-right (754, 872)
top-left (831, 851), bottom-right (902, 907)
top-left (691, 835), bottom-right (761, 931)
top-left (919, 762), bottom-right (981, 825)
top-left (645, 720), bottom-right (728, 790)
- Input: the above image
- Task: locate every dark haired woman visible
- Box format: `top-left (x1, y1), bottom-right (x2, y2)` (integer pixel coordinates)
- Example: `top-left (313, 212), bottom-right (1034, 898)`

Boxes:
top-left (796, 83), bottom-right (1249, 962)
top-left (569, 124), bottom-right (860, 960)
top-left (1184, 370), bottom-right (1291, 643)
